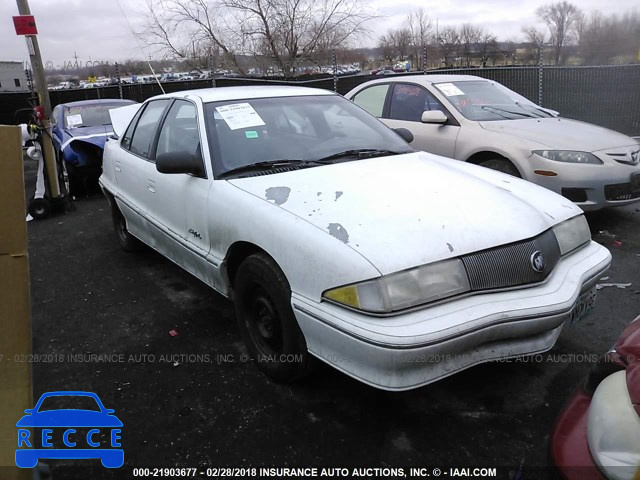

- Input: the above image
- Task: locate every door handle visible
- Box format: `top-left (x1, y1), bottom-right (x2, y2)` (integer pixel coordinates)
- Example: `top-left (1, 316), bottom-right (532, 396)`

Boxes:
top-left (115, 161), bottom-right (122, 172)
top-left (146, 184), bottom-right (156, 193)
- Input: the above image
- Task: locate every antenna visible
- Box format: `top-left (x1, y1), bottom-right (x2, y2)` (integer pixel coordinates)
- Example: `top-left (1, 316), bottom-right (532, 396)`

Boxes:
top-left (113, 0), bottom-right (164, 93)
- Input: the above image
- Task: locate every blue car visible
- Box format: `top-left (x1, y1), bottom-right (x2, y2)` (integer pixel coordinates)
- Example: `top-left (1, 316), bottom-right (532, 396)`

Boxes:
top-left (15, 391), bottom-right (124, 468)
top-left (51, 99), bottom-right (136, 196)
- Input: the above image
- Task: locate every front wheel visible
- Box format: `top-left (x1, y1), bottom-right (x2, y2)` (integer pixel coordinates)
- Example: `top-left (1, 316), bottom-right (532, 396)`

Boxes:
top-left (479, 158), bottom-right (521, 178)
top-left (234, 253), bottom-right (314, 383)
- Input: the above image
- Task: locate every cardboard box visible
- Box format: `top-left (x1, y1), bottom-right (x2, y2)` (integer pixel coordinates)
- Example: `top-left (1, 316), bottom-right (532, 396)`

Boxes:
top-left (0, 125), bottom-right (32, 479)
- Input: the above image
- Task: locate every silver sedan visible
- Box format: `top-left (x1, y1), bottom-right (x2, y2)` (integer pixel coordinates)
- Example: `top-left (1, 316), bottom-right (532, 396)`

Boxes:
top-left (346, 74), bottom-right (640, 211)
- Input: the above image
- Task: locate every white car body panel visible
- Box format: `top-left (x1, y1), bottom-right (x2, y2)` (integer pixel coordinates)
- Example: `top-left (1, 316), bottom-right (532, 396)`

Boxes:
top-left (100, 86), bottom-right (612, 390)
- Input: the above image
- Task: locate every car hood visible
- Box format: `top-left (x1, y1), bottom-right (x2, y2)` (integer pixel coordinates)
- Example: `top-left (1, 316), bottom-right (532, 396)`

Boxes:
top-left (228, 152), bottom-right (582, 274)
top-left (16, 410), bottom-right (123, 427)
top-left (479, 117), bottom-right (637, 152)
top-left (63, 125), bottom-right (112, 148)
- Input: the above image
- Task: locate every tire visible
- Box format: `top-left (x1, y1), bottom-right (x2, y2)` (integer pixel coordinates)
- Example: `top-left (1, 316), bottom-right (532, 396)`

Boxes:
top-left (234, 253), bottom-right (314, 383)
top-left (28, 197), bottom-right (51, 220)
top-left (479, 158), bottom-right (521, 178)
top-left (111, 202), bottom-right (144, 252)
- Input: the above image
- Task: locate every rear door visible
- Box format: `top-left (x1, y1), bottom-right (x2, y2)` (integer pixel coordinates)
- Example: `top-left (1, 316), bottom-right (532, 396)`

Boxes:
top-left (112, 99), bottom-right (171, 241)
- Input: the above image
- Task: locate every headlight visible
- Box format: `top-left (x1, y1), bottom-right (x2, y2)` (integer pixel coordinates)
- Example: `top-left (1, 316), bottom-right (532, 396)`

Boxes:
top-left (323, 258), bottom-right (470, 313)
top-left (552, 215), bottom-right (591, 255)
top-left (587, 370), bottom-right (640, 480)
top-left (533, 150), bottom-right (603, 164)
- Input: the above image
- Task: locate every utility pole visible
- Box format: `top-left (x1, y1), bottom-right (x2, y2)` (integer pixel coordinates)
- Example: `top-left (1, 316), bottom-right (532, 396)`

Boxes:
top-left (15, 0), bottom-right (60, 198)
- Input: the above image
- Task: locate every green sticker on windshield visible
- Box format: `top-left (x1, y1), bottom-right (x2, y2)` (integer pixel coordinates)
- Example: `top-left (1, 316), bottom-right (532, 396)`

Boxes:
top-left (245, 130), bottom-right (259, 139)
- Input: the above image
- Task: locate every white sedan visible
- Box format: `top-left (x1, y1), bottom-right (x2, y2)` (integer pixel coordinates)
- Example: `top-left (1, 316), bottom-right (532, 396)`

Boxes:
top-left (346, 75), bottom-right (640, 211)
top-left (100, 86), bottom-right (611, 390)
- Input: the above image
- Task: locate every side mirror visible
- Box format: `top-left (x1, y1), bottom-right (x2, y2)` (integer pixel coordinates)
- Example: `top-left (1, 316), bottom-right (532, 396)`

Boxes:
top-left (393, 127), bottom-right (414, 144)
top-left (156, 151), bottom-right (204, 176)
top-left (421, 110), bottom-right (448, 124)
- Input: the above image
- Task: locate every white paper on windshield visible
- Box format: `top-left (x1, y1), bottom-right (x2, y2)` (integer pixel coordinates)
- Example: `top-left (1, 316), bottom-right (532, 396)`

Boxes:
top-left (215, 103), bottom-right (265, 130)
top-left (66, 114), bottom-right (83, 127)
top-left (437, 83), bottom-right (465, 97)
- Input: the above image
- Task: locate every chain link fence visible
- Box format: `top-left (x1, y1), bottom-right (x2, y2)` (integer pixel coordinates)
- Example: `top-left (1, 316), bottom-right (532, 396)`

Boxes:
top-left (2, 65), bottom-right (639, 136)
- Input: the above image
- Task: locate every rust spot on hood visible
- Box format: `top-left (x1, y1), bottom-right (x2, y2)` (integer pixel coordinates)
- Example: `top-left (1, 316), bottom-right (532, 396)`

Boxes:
top-left (327, 223), bottom-right (349, 244)
top-left (265, 186), bottom-right (291, 206)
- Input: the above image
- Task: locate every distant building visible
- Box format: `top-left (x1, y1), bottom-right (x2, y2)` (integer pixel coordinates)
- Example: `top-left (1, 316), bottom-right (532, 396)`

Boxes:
top-left (0, 61), bottom-right (28, 92)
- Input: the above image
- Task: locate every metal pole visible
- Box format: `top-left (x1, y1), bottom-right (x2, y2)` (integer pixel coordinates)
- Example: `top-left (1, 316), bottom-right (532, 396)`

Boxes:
top-left (332, 49), bottom-right (337, 92)
top-left (115, 61), bottom-right (123, 99)
top-left (422, 45), bottom-right (427, 73)
top-left (538, 44), bottom-right (544, 106)
top-left (16, 0), bottom-right (60, 198)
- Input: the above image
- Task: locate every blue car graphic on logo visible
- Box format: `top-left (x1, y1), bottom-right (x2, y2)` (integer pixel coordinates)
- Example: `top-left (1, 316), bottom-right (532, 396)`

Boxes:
top-left (16, 391), bottom-right (123, 468)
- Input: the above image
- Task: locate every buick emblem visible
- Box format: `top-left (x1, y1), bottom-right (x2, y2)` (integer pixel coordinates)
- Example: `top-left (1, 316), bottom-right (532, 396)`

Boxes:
top-left (531, 251), bottom-right (545, 272)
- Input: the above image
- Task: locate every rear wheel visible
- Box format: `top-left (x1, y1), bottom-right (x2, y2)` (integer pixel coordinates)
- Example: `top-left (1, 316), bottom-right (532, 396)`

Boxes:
top-left (234, 253), bottom-right (314, 383)
top-left (111, 202), bottom-right (144, 252)
top-left (479, 158), bottom-right (521, 178)
top-left (28, 197), bottom-right (51, 220)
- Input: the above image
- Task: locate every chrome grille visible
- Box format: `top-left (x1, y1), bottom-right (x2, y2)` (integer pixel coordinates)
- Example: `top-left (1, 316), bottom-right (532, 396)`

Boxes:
top-left (607, 149), bottom-right (640, 165)
top-left (462, 229), bottom-right (561, 291)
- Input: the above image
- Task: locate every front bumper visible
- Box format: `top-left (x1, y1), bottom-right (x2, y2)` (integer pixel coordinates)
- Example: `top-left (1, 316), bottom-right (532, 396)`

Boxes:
top-left (292, 241), bottom-right (611, 391)
top-left (526, 156), bottom-right (640, 211)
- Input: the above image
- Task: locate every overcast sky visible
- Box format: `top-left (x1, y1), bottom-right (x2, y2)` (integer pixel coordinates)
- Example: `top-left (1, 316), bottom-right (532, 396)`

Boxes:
top-left (1, 0), bottom-right (637, 68)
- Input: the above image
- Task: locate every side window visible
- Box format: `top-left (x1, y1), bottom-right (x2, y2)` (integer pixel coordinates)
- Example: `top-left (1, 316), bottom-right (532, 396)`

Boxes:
top-left (155, 100), bottom-right (202, 165)
top-left (121, 106), bottom-right (144, 150)
top-left (128, 100), bottom-right (171, 159)
top-left (351, 85), bottom-right (389, 117)
top-left (423, 90), bottom-right (445, 111)
top-left (389, 84), bottom-right (433, 122)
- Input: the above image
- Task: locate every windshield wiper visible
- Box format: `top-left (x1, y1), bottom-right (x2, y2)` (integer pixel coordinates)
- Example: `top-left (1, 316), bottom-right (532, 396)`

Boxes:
top-left (219, 159), bottom-right (317, 178)
top-left (481, 105), bottom-right (536, 119)
top-left (514, 102), bottom-right (551, 118)
top-left (315, 148), bottom-right (407, 163)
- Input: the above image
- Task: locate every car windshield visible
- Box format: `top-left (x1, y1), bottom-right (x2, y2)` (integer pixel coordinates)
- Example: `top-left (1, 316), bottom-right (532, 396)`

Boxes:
top-left (204, 94), bottom-right (413, 177)
top-left (433, 81), bottom-right (553, 121)
top-left (64, 104), bottom-right (123, 128)
top-left (38, 395), bottom-right (101, 412)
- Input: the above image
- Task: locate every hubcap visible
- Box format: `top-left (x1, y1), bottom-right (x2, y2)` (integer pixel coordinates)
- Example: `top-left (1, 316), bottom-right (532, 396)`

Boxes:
top-left (246, 286), bottom-right (283, 355)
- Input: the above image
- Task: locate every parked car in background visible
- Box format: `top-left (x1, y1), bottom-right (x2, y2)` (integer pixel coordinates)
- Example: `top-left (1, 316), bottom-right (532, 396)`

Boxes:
top-left (51, 99), bottom-right (137, 195)
top-left (100, 86), bottom-right (610, 391)
top-left (552, 315), bottom-right (640, 480)
top-left (346, 75), bottom-right (640, 211)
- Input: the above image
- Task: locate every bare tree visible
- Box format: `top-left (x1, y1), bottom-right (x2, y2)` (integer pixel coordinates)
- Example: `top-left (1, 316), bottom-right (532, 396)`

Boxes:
top-left (459, 23), bottom-right (478, 66)
top-left (476, 32), bottom-right (498, 66)
top-left (143, 0), bottom-right (374, 78)
top-left (439, 26), bottom-right (461, 67)
top-left (407, 8), bottom-right (431, 69)
top-left (522, 25), bottom-right (547, 64)
top-left (577, 10), bottom-right (640, 65)
top-left (536, 1), bottom-right (582, 65)
top-left (393, 28), bottom-right (412, 61)
top-left (378, 34), bottom-right (395, 63)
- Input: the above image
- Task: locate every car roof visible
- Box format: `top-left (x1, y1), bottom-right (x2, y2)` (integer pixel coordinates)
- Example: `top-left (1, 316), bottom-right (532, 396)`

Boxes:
top-left (58, 99), bottom-right (137, 108)
top-left (355, 74), bottom-right (489, 87)
top-left (147, 85), bottom-right (337, 103)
